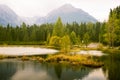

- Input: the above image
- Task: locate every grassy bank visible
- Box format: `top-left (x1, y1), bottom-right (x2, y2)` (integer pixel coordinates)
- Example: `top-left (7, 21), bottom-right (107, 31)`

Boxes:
top-left (20, 54), bottom-right (104, 68)
top-left (0, 54), bottom-right (104, 68)
top-left (0, 41), bottom-right (46, 45)
top-left (0, 55), bottom-right (7, 59)
top-left (102, 48), bottom-right (120, 54)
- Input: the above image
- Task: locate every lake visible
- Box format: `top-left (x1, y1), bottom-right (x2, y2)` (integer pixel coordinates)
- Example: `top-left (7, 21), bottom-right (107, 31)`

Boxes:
top-left (0, 59), bottom-right (107, 80)
top-left (0, 46), bottom-right (106, 56)
top-left (1, 56), bottom-right (120, 80)
top-left (0, 46), bottom-right (120, 80)
top-left (0, 46), bottom-right (58, 56)
top-left (76, 50), bottom-right (107, 56)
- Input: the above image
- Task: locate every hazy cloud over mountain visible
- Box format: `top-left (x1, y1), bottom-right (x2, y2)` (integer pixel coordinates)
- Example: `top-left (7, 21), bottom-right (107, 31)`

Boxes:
top-left (0, 0), bottom-right (120, 21)
top-left (0, 4), bottom-right (98, 26)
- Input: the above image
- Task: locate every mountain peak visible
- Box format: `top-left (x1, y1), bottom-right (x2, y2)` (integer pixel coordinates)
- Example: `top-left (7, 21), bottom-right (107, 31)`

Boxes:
top-left (57, 4), bottom-right (77, 13)
top-left (60, 4), bottom-right (74, 9)
top-left (46, 4), bottom-right (97, 23)
top-left (47, 4), bottom-right (77, 16)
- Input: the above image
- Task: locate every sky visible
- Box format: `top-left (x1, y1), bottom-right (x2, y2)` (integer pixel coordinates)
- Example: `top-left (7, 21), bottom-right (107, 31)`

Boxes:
top-left (0, 0), bottom-right (120, 22)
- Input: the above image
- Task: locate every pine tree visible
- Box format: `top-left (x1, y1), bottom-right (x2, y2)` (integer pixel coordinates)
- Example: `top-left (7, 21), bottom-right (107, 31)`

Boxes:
top-left (83, 32), bottom-right (90, 48)
top-left (52, 17), bottom-right (64, 37)
top-left (70, 31), bottom-right (77, 45)
top-left (61, 35), bottom-right (71, 52)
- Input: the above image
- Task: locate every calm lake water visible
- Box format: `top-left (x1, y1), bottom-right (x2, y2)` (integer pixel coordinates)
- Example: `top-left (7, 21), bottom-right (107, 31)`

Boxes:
top-left (0, 46), bottom-right (120, 80)
top-left (0, 46), bottom-right (58, 56)
top-left (0, 46), bottom-right (105, 56)
top-left (0, 59), bottom-right (107, 80)
top-left (75, 50), bottom-right (106, 56)
top-left (1, 57), bottom-right (120, 80)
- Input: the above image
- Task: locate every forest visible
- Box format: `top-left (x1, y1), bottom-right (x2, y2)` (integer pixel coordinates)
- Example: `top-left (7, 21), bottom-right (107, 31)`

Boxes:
top-left (0, 6), bottom-right (120, 50)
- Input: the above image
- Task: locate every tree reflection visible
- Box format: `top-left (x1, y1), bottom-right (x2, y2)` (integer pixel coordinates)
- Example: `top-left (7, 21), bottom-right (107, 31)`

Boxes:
top-left (53, 63), bottom-right (93, 80)
top-left (102, 54), bottom-right (120, 80)
top-left (54, 63), bottom-right (62, 79)
top-left (0, 61), bottom-right (17, 80)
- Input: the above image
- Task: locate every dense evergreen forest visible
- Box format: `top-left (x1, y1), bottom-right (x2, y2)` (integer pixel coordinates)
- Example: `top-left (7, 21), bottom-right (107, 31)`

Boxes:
top-left (0, 6), bottom-right (120, 49)
top-left (0, 20), bottom-right (105, 45)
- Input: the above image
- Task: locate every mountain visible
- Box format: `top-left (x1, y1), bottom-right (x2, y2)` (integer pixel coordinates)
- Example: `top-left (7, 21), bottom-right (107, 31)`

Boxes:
top-left (21, 16), bottom-right (40, 25)
top-left (36, 4), bottom-right (98, 24)
top-left (0, 5), bottom-right (21, 26)
top-left (0, 4), bottom-right (98, 26)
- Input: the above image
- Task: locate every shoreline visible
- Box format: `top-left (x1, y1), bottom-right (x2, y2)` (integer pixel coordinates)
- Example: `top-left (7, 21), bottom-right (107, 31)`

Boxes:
top-left (0, 53), bottom-right (104, 68)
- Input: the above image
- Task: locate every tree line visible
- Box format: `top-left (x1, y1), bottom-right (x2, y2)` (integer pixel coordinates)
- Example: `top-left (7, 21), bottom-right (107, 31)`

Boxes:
top-left (0, 5), bottom-right (120, 49)
top-left (0, 18), bottom-right (104, 45)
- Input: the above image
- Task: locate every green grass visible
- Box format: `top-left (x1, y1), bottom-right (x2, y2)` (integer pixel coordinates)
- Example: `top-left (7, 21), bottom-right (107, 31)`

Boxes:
top-left (0, 41), bottom-right (46, 45)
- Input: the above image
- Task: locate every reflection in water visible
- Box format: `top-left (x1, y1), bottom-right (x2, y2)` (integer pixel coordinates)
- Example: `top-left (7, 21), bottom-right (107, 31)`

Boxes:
top-left (0, 60), bottom-right (17, 80)
top-left (0, 59), bottom-right (108, 80)
top-left (102, 54), bottom-right (120, 80)
top-left (54, 64), bottom-right (62, 79)
top-left (82, 68), bottom-right (106, 80)
top-left (108, 61), bottom-right (120, 80)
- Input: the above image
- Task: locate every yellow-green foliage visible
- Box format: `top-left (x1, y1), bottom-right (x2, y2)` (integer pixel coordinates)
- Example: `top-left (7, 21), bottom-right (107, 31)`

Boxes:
top-left (49, 36), bottom-right (61, 48)
top-left (31, 56), bottom-right (44, 62)
top-left (0, 55), bottom-right (7, 59)
top-left (81, 60), bottom-right (104, 68)
top-left (97, 43), bottom-right (104, 50)
top-left (45, 54), bottom-right (104, 67)
top-left (21, 56), bottom-right (30, 61)
top-left (49, 35), bottom-right (71, 52)
top-left (61, 35), bottom-right (71, 52)
top-left (0, 54), bottom-right (103, 68)
top-left (21, 56), bottom-right (44, 62)
top-left (45, 54), bottom-right (87, 62)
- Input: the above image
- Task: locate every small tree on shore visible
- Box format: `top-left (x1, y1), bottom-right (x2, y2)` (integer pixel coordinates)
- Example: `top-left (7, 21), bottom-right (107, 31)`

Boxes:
top-left (61, 35), bottom-right (71, 52)
top-left (49, 36), bottom-right (61, 49)
top-left (83, 32), bottom-right (90, 48)
top-left (70, 31), bottom-right (77, 46)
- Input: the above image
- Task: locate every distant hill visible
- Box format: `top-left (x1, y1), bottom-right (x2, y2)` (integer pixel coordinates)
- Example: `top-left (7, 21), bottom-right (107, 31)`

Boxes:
top-left (0, 4), bottom-right (98, 26)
